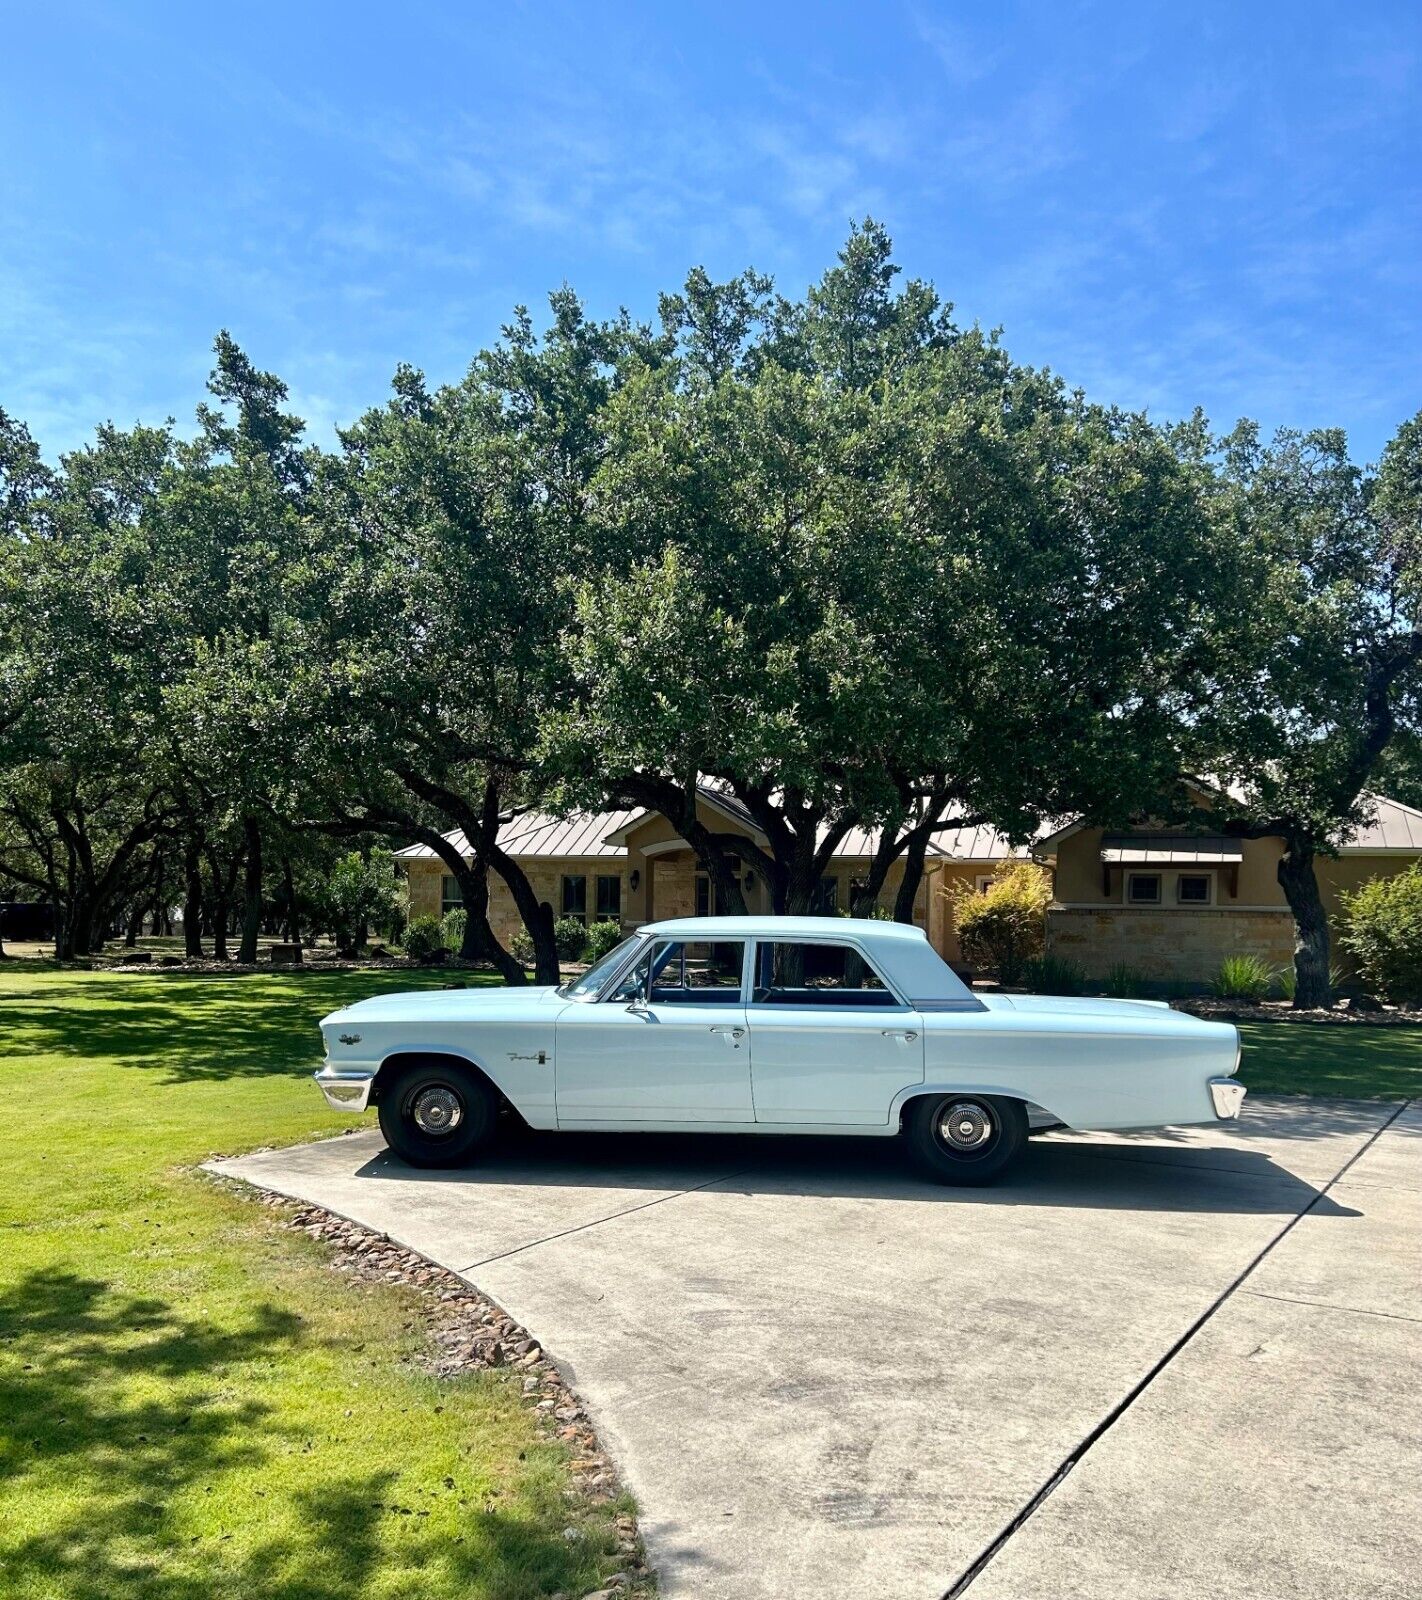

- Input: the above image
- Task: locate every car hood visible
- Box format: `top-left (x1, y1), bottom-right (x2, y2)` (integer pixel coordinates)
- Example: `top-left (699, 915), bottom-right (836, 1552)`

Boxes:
top-left (321, 985), bottom-right (563, 1028)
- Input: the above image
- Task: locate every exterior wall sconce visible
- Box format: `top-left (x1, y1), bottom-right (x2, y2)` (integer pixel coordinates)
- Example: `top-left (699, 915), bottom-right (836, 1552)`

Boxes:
top-left (629, 869), bottom-right (640, 891)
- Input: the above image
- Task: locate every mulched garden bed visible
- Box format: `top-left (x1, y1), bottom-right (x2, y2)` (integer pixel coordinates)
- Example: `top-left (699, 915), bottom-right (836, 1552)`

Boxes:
top-left (1173, 996), bottom-right (1421, 1027)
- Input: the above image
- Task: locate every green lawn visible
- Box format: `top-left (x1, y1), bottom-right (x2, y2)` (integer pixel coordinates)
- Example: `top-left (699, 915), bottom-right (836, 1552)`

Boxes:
top-left (0, 963), bottom-right (632, 1600)
top-left (1236, 1017), bottom-right (1422, 1100)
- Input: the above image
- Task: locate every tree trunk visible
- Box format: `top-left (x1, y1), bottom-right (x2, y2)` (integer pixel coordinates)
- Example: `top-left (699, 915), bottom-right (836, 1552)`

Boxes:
top-left (1277, 839), bottom-right (1331, 1009)
top-left (851, 838), bottom-right (899, 918)
top-left (183, 838), bottom-right (205, 957)
top-left (893, 826), bottom-right (936, 926)
top-left (487, 844), bottom-right (558, 985)
top-left (124, 902), bottom-right (143, 947)
top-left (66, 893), bottom-right (97, 960)
top-left (238, 817), bottom-right (263, 963)
top-left (207, 850), bottom-right (232, 961)
top-left (281, 856), bottom-right (299, 943)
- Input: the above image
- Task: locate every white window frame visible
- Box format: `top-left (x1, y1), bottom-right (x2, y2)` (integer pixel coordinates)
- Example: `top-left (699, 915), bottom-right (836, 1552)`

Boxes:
top-left (975, 874), bottom-right (996, 894)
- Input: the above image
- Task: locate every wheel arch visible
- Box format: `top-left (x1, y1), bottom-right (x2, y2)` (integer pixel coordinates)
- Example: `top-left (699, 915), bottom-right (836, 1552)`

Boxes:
top-left (372, 1049), bottom-right (505, 1110)
top-left (893, 1083), bottom-right (1066, 1131)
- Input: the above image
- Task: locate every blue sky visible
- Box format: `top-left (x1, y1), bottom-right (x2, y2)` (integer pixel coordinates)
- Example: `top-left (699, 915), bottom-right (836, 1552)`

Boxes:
top-left (3, 2), bottom-right (1418, 464)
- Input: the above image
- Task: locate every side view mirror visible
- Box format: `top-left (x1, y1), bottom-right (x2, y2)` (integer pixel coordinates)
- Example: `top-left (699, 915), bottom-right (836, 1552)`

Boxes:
top-left (623, 967), bottom-right (650, 1013)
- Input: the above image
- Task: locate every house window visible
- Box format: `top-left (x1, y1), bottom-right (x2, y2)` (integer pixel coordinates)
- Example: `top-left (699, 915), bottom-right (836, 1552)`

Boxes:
top-left (1177, 873), bottom-right (1212, 905)
top-left (975, 875), bottom-right (996, 895)
top-left (441, 875), bottom-right (463, 913)
top-left (695, 873), bottom-right (742, 917)
top-left (1127, 873), bottom-right (1162, 905)
top-left (595, 874), bottom-right (622, 920)
top-left (561, 874), bottom-right (588, 923)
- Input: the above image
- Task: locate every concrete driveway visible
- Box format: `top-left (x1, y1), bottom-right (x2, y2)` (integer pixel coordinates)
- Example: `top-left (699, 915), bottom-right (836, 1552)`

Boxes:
top-left (214, 1097), bottom-right (1420, 1599)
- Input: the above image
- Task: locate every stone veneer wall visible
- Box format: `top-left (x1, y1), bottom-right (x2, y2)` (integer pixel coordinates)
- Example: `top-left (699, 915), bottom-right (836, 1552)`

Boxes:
top-left (402, 858), bottom-right (627, 947)
top-left (1046, 907), bottom-right (1296, 982)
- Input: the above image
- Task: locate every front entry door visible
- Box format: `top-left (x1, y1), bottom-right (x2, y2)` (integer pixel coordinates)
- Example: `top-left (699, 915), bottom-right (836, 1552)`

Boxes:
top-left (554, 938), bottom-right (753, 1124)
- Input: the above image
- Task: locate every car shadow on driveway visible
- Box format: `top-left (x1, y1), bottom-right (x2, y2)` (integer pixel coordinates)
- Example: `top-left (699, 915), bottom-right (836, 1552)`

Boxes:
top-left (350, 1125), bottom-right (1361, 1218)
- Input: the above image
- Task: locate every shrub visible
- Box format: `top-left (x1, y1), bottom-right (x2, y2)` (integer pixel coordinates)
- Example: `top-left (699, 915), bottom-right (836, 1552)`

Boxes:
top-left (1341, 865), bottom-right (1422, 1006)
top-left (554, 916), bottom-right (589, 962)
top-left (1210, 953), bottom-right (1276, 1001)
top-left (440, 907), bottom-right (467, 956)
top-left (949, 862), bottom-right (1052, 985)
top-left (584, 918), bottom-right (623, 963)
top-left (402, 915), bottom-right (445, 964)
top-left (1021, 953), bottom-right (1085, 995)
top-left (1099, 962), bottom-right (1150, 998)
top-left (1276, 960), bottom-right (1346, 1002)
top-left (510, 929), bottom-right (535, 966)
top-left (314, 849), bottom-right (405, 956)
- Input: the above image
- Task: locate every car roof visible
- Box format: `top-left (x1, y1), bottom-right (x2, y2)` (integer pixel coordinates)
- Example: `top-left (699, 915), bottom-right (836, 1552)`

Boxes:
top-left (638, 915), bottom-right (929, 943)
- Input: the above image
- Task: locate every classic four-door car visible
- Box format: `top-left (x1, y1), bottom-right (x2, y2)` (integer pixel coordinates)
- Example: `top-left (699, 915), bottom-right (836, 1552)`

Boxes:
top-left (314, 915), bottom-right (1245, 1184)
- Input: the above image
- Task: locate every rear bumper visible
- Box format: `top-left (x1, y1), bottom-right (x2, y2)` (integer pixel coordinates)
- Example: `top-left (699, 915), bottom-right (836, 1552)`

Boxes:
top-left (314, 1065), bottom-right (376, 1113)
top-left (1208, 1077), bottom-right (1247, 1120)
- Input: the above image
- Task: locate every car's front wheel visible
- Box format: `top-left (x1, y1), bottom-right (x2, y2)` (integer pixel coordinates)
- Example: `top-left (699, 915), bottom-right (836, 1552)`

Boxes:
top-left (904, 1093), bottom-right (1028, 1185)
top-left (378, 1060), bottom-right (497, 1169)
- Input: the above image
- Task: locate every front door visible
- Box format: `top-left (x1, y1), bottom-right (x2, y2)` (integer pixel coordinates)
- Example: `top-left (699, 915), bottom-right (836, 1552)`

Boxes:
top-left (554, 938), bottom-right (753, 1124)
top-left (745, 937), bottom-right (925, 1124)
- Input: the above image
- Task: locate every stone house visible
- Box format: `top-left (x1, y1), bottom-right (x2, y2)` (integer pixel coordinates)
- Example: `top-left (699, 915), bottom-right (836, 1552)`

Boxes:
top-left (395, 785), bottom-right (1422, 983)
top-left (396, 786), bottom-right (1027, 966)
top-left (1040, 793), bottom-right (1422, 982)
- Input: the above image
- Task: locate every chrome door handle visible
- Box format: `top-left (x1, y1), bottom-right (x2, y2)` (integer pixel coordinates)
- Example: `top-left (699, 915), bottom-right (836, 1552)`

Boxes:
top-left (882, 1029), bottom-right (919, 1041)
top-left (709, 1025), bottom-right (746, 1038)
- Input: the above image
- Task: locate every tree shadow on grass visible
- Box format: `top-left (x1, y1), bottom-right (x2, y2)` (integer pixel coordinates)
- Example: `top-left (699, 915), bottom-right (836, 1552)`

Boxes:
top-left (0, 969), bottom-right (483, 1085)
top-left (0, 1270), bottom-right (617, 1600)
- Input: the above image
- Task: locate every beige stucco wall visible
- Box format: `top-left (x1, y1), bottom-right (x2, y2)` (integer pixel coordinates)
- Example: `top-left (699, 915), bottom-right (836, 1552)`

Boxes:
top-left (1052, 826), bottom-right (1289, 907)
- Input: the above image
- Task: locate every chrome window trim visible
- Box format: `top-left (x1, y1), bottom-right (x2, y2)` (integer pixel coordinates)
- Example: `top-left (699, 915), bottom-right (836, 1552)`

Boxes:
top-left (747, 936), bottom-right (912, 1010)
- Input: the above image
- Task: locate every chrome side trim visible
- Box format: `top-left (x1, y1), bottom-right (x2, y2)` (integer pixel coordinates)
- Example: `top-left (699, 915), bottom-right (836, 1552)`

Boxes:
top-left (1208, 1076), bottom-right (1247, 1120)
top-left (314, 1066), bottom-right (376, 1112)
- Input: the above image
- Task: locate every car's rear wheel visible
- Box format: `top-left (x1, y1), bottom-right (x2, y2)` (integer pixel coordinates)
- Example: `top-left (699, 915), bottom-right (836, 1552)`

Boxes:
top-left (378, 1060), bottom-right (497, 1169)
top-left (904, 1093), bottom-right (1028, 1185)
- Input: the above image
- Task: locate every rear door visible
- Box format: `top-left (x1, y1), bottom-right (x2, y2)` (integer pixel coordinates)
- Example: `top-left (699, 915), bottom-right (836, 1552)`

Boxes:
top-left (744, 938), bottom-right (925, 1125)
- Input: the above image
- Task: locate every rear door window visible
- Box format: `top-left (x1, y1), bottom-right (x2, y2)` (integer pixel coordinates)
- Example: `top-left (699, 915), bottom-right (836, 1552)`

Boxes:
top-left (751, 942), bottom-right (900, 1007)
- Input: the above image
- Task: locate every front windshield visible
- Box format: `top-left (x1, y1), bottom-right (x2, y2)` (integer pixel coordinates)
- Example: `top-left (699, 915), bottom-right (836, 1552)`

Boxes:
top-left (559, 934), bottom-right (646, 1000)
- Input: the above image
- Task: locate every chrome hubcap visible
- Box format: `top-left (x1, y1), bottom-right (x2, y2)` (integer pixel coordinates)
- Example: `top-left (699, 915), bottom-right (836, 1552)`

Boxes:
top-left (411, 1085), bottom-right (463, 1136)
top-left (938, 1100), bottom-right (993, 1150)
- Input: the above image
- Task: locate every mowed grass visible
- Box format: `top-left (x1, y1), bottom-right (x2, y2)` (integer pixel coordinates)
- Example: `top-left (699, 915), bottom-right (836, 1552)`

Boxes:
top-left (1236, 1018), bottom-right (1422, 1100)
top-left (0, 963), bottom-right (631, 1600)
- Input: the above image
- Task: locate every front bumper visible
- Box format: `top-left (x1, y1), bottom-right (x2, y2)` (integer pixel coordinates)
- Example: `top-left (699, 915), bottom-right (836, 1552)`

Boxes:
top-left (1208, 1077), bottom-right (1247, 1120)
top-left (314, 1065), bottom-right (376, 1113)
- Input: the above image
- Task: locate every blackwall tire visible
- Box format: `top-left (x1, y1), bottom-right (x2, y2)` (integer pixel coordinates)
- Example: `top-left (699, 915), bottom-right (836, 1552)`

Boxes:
top-left (378, 1061), bottom-right (497, 1169)
top-left (905, 1093), bottom-right (1028, 1185)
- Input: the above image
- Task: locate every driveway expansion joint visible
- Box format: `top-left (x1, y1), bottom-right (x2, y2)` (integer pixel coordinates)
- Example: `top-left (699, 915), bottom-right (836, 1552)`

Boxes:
top-left (457, 1167), bottom-right (750, 1273)
top-left (940, 1096), bottom-right (1416, 1599)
